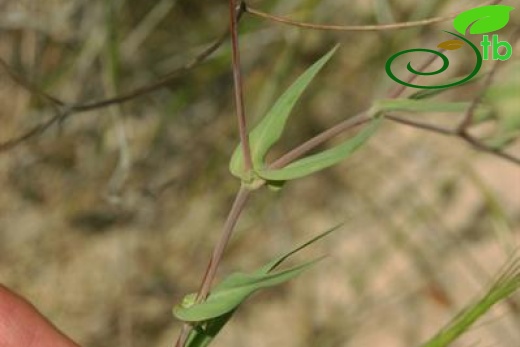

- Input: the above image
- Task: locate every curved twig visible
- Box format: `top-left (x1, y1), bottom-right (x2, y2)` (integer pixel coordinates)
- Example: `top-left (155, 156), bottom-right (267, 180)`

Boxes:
top-left (0, 108), bottom-right (70, 153)
top-left (0, 21), bottom-right (237, 153)
top-left (245, 0), bottom-right (499, 32)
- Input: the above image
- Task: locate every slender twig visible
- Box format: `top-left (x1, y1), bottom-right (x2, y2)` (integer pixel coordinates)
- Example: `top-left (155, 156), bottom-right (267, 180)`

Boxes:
top-left (0, 107), bottom-right (70, 153)
top-left (0, 18), bottom-right (241, 153)
top-left (0, 57), bottom-right (65, 107)
top-left (198, 187), bottom-right (251, 300)
top-left (385, 114), bottom-right (455, 136)
top-left (229, 0), bottom-right (253, 171)
top-left (269, 112), bottom-right (372, 170)
top-left (460, 132), bottom-right (520, 165)
top-left (244, 1), bottom-right (498, 32)
top-left (457, 59), bottom-right (500, 133)
top-left (70, 26), bottom-right (232, 112)
top-left (175, 4), bottom-right (252, 345)
top-left (174, 186), bottom-right (251, 347)
top-left (456, 25), bottom-right (520, 133)
top-left (386, 114), bottom-right (520, 165)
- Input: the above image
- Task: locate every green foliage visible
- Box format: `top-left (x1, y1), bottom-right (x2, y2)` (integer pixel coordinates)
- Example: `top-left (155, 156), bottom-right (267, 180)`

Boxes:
top-left (230, 46), bottom-right (338, 181)
top-left (258, 117), bottom-right (381, 181)
top-left (375, 99), bottom-right (491, 115)
top-left (173, 226), bottom-right (339, 346)
top-left (174, 259), bottom-right (320, 322)
top-left (230, 46), bottom-right (381, 187)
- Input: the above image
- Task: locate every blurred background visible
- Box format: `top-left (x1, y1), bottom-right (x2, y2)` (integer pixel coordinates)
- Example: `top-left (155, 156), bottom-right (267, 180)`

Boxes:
top-left (0, 0), bottom-right (519, 346)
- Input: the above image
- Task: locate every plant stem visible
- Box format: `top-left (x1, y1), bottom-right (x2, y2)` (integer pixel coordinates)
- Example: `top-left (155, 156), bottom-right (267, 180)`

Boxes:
top-left (457, 53), bottom-right (500, 133)
top-left (268, 112), bottom-right (372, 169)
top-left (386, 114), bottom-right (520, 165)
top-left (174, 186), bottom-right (251, 347)
top-left (197, 186), bottom-right (251, 300)
top-left (229, 0), bottom-right (253, 172)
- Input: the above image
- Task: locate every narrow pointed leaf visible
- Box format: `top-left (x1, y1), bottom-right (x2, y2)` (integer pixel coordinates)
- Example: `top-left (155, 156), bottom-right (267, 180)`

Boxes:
top-left (375, 99), bottom-right (491, 116)
top-left (175, 227), bottom-right (337, 343)
top-left (230, 46), bottom-right (339, 178)
top-left (173, 259), bottom-right (321, 322)
top-left (257, 224), bottom-right (341, 274)
top-left (453, 5), bottom-right (514, 35)
top-left (257, 117), bottom-right (381, 181)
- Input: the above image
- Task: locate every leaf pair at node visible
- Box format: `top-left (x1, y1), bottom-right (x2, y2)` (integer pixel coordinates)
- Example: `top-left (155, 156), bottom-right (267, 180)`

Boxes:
top-left (173, 226), bottom-right (340, 347)
top-left (229, 46), bottom-right (382, 189)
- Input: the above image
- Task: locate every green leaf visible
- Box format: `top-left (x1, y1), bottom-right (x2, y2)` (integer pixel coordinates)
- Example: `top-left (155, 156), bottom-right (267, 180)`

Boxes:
top-left (174, 259), bottom-right (321, 322)
top-left (256, 224), bottom-right (341, 274)
top-left (178, 227), bottom-right (338, 346)
top-left (229, 45), bottom-right (339, 179)
top-left (453, 5), bottom-right (514, 35)
top-left (375, 99), bottom-right (491, 117)
top-left (174, 226), bottom-right (338, 325)
top-left (257, 117), bottom-right (382, 181)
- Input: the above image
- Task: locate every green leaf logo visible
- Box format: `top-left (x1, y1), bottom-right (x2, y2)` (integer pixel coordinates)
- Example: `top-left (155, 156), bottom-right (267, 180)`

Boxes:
top-left (453, 5), bottom-right (514, 35)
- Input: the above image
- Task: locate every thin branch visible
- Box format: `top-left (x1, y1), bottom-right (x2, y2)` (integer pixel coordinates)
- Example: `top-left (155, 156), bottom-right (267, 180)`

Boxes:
top-left (229, 0), bottom-right (253, 171)
top-left (71, 26), bottom-right (232, 112)
top-left (460, 132), bottom-right (520, 166)
top-left (386, 114), bottom-right (520, 166)
top-left (244, 1), bottom-right (499, 32)
top-left (457, 25), bottom-right (520, 133)
top-left (175, 4), bottom-right (252, 345)
top-left (0, 18), bottom-right (241, 153)
top-left (457, 59), bottom-right (500, 133)
top-left (0, 107), bottom-right (70, 153)
top-left (385, 114), bottom-right (455, 136)
top-left (269, 111), bottom-right (372, 170)
top-left (0, 58), bottom-right (66, 107)
top-left (174, 186), bottom-right (252, 347)
top-left (199, 187), bottom-right (251, 299)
